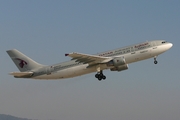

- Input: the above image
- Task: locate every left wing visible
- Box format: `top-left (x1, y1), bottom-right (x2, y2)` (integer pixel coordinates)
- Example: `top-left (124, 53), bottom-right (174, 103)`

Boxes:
top-left (65, 52), bottom-right (112, 65)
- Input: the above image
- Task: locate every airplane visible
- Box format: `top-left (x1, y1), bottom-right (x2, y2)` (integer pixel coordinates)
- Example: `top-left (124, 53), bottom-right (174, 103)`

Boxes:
top-left (7, 40), bottom-right (173, 81)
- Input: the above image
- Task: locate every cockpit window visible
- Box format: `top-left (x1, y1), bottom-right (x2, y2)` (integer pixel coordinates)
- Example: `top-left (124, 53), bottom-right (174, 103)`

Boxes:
top-left (162, 41), bottom-right (167, 44)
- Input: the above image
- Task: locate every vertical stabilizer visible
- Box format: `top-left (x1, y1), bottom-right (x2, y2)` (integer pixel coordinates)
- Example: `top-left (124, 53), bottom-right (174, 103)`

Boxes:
top-left (7, 49), bottom-right (44, 72)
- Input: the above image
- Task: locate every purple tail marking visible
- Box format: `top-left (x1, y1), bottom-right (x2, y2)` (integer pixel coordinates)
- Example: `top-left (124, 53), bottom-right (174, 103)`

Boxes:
top-left (15, 58), bottom-right (27, 68)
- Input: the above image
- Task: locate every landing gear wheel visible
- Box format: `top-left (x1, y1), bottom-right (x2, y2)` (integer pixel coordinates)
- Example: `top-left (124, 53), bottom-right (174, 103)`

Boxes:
top-left (95, 71), bottom-right (106, 81)
top-left (102, 75), bottom-right (106, 80)
top-left (95, 74), bottom-right (99, 78)
top-left (154, 56), bottom-right (158, 64)
top-left (98, 76), bottom-right (102, 81)
top-left (154, 60), bottom-right (158, 64)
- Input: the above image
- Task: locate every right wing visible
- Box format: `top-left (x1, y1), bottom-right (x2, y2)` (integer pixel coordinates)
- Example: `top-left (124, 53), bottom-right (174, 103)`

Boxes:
top-left (9, 71), bottom-right (33, 77)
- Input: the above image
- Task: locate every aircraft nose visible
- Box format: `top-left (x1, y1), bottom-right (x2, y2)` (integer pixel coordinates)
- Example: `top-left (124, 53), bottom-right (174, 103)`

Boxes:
top-left (169, 43), bottom-right (173, 48)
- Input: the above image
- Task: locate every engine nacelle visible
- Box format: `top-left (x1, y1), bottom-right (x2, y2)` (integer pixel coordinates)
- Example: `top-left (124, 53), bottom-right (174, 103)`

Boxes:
top-left (107, 57), bottom-right (128, 72)
top-left (113, 57), bottom-right (126, 66)
top-left (107, 57), bottom-right (126, 67)
top-left (110, 64), bottom-right (128, 72)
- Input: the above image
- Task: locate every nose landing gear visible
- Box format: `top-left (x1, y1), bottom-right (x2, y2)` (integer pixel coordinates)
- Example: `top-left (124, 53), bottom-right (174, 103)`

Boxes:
top-left (95, 71), bottom-right (106, 81)
top-left (154, 56), bottom-right (158, 64)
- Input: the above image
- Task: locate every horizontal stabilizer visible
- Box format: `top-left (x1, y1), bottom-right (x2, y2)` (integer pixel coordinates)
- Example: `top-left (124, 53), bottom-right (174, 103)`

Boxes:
top-left (9, 71), bottom-right (33, 77)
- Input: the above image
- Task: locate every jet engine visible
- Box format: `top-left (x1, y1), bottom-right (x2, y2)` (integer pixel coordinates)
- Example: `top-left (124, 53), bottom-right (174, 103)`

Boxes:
top-left (110, 64), bottom-right (128, 71)
top-left (107, 57), bottom-right (129, 72)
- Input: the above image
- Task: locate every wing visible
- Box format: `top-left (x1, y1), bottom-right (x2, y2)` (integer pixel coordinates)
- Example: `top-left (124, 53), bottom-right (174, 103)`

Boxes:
top-left (9, 71), bottom-right (33, 77)
top-left (65, 52), bottom-right (112, 65)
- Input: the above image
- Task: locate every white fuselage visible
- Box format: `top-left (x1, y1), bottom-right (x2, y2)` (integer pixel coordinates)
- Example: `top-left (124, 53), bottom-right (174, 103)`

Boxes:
top-left (33, 40), bottom-right (173, 80)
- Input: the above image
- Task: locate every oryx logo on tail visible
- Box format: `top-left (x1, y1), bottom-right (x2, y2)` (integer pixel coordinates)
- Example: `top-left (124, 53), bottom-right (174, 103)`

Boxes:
top-left (15, 58), bottom-right (27, 68)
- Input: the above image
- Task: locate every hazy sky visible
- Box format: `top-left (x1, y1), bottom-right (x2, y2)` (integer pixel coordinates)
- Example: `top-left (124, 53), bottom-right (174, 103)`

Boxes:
top-left (0, 0), bottom-right (180, 120)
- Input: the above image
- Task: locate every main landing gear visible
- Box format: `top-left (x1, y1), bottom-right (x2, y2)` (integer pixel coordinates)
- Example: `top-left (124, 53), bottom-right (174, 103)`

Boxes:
top-left (95, 71), bottom-right (106, 81)
top-left (154, 56), bottom-right (158, 64)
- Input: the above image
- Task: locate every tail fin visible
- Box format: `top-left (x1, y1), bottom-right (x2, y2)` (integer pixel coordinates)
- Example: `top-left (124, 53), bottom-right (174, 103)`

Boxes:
top-left (7, 49), bottom-right (45, 72)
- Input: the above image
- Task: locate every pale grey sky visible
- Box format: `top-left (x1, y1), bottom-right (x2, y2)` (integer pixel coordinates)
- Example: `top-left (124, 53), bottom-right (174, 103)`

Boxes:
top-left (0, 0), bottom-right (180, 120)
